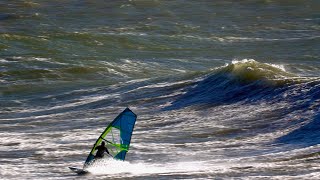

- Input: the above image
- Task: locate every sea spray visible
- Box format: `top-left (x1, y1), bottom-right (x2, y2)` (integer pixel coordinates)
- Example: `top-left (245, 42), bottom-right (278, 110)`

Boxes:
top-left (86, 158), bottom-right (217, 176)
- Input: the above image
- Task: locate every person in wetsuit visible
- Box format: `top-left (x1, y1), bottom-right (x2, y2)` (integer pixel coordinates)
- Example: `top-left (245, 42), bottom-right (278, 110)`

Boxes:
top-left (94, 141), bottom-right (109, 159)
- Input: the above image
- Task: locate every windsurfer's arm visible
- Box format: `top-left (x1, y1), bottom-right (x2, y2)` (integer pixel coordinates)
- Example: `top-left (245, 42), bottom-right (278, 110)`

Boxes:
top-left (94, 145), bottom-right (100, 151)
top-left (106, 148), bottom-right (109, 154)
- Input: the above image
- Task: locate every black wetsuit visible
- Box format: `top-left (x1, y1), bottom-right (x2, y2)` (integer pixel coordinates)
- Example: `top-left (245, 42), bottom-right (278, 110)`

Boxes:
top-left (95, 145), bottom-right (109, 158)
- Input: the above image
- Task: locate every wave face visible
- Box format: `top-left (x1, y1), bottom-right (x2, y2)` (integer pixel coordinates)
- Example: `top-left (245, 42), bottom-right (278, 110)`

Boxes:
top-left (1, 1), bottom-right (320, 179)
top-left (168, 60), bottom-right (320, 109)
top-left (166, 59), bottom-right (320, 145)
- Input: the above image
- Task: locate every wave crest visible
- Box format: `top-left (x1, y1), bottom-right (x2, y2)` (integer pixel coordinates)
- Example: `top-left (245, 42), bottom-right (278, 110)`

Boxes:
top-left (221, 59), bottom-right (293, 82)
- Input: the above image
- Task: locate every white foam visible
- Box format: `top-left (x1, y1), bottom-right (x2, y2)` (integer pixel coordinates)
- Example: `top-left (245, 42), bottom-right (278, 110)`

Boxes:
top-left (86, 158), bottom-right (215, 176)
top-left (231, 58), bottom-right (287, 72)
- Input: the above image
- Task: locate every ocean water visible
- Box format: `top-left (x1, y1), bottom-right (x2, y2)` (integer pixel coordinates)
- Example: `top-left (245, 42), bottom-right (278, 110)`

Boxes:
top-left (0, 0), bottom-right (320, 179)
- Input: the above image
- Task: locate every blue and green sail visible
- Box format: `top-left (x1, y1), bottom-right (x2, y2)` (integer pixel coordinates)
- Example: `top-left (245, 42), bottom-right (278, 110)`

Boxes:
top-left (84, 108), bottom-right (137, 166)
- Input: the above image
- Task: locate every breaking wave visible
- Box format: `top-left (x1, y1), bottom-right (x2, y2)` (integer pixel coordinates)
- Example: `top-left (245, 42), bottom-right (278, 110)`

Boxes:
top-left (166, 59), bottom-right (320, 110)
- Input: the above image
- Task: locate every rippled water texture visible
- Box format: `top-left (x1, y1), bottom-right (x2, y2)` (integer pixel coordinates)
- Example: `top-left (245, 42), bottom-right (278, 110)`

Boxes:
top-left (0, 1), bottom-right (320, 179)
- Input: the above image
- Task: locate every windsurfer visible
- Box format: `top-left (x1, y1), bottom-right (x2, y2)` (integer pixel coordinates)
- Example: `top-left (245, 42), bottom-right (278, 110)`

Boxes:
top-left (94, 141), bottom-right (109, 159)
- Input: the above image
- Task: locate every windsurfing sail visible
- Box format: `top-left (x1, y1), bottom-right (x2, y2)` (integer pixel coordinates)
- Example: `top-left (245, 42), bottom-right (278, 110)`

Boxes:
top-left (84, 108), bottom-right (137, 167)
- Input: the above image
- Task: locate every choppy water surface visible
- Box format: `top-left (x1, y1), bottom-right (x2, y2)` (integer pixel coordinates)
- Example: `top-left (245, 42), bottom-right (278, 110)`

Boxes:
top-left (1, 1), bottom-right (320, 179)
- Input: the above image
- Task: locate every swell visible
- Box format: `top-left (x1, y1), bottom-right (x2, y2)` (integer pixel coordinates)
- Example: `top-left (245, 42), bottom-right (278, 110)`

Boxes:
top-left (2, 59), bottom-right (319, 113)
top-left (2, 59), bottom-right (320, 144)
top-left (162, 59), bottom-right (320, 148)
top-left (166, 59), bottom-right (320, 110)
